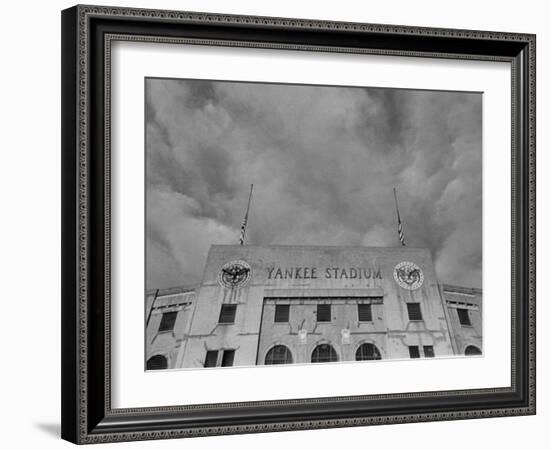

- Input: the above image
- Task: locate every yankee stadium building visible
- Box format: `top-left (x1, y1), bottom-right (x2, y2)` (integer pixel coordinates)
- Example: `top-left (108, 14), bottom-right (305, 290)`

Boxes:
top-left (145, 244), bottom-right (482, 370)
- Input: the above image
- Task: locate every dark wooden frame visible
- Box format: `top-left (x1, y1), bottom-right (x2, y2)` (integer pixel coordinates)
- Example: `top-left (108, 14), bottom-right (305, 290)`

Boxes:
top-left (61, 4), bottom-right (536, 444)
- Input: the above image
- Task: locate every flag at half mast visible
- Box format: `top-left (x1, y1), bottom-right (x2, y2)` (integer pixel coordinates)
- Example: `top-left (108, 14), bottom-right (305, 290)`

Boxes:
top-left (393, 187), bottom-right (406, 246)
top-left (239, 184), bottom-right (254, 245)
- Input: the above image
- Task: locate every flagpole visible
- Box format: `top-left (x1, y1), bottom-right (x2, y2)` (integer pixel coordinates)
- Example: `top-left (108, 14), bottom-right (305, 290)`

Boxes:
top-left (239, 184), bottom-right (254, 245)
top-left (393, 187), bottom-right (406, 246)
top-left (146, 288), bottom-right (159, 327)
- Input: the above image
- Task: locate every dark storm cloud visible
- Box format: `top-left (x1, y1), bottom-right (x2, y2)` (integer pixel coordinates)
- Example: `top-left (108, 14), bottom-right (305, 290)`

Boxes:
top-left (145, 78), bottom-right (482, 290)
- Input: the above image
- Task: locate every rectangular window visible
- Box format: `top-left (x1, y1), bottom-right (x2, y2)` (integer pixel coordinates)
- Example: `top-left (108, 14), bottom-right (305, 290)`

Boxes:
top-left (204, 349), bottom-right (235, 367)
top-left (221, 350), bottom-right (235, 367)
top-left (158, 311), bottom-right (177, 332)
top-left (316, 304), bottom-right (331, 322)
top-left (408, 346), bottom-right (420, 359)
top-left (423, 345), bottom-right (435, 358)
top-left (406, 303), bottom-right (423, 321)
top-left (274, 304), bottom-right (290, 323)
top-left (204, 350), bottom-right (218, 368)
top-left (457, 308), bottom-right (472, 326)
top-left (218, 304), bottom-right (237, 324)
top-left (357, 304), bottom-right (373, 322)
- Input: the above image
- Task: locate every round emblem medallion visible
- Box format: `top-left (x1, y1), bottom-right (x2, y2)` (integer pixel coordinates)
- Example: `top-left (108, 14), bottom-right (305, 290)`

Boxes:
top-left (393, 261), bottom-right (424, 290)
top-left (218, 260), bottom-right (251, 289)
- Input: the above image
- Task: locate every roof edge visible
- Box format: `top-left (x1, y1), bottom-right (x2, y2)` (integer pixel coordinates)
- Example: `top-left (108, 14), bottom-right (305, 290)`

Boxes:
top-left (441, 283), bottom-right (482, 295)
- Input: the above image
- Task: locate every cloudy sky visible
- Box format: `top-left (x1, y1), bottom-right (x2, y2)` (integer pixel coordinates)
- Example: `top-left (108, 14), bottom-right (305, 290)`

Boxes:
top-left (145, 78), bottom-right (482, 291)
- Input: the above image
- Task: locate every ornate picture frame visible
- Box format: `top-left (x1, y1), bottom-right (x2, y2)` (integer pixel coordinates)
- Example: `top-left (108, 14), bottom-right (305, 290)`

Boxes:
top-left (61, 4), bottom-right (535, 444)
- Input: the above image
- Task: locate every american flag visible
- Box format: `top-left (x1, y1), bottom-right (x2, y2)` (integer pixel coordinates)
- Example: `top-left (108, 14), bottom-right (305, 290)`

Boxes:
top-left (397, 218), bottom-right (405, 246)
top-left (239, 184), bottom-right (254, 245)
top-left (393, 187), bottom-right (406, 246)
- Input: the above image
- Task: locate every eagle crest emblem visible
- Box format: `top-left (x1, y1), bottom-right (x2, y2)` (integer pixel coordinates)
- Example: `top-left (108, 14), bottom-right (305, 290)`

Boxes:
top-left (393, 261), bottom-right (424, 290)
top-left (218, 260), bottom-right (251, 289)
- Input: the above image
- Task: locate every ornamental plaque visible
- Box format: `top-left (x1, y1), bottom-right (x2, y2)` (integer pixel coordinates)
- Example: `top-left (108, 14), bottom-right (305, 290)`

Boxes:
top-left (218, 260), bottom-right (251, 289)
top-left (393, 261), bottom-right (424, 290)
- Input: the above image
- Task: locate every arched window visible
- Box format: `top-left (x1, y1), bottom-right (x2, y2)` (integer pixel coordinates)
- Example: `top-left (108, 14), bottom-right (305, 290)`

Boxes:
top-left (311, 344), bottom-right (338, 363)
top-left (355, 343), bottom-right (382, 361)
top-left (465, 345), bottom-right (482, 356)
top-left (146, 355), bottom-right (168, 370)
top-left (264, 345), bottom-right (293, 365)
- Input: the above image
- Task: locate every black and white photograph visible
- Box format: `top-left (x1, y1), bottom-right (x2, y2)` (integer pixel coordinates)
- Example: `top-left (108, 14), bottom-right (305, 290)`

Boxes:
top-left (145, 78), bottom-right (483, 370)
top-left (1, 0), bottom-right (543, 447)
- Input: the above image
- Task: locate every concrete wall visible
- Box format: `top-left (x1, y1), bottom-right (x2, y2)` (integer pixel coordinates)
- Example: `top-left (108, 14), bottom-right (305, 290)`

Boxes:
top-left (145, 288), bottom-right (196, 369)
top-left (144, 246), bottom-right (484, 370)
top-left (442, 285), bottom-right (483, 355)
top-left (257, 297), bottom-right (387, 364)
top-left (178, 245), bottom-right (456, 368)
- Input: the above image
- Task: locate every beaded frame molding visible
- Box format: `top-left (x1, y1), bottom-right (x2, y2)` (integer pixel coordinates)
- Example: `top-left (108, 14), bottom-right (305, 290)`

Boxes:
top-left (61, 4), bottom-right (536, 444)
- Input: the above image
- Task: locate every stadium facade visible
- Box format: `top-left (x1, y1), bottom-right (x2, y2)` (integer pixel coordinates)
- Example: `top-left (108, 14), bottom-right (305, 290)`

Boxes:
top-left (145, 244), bottom-right (482, 370)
